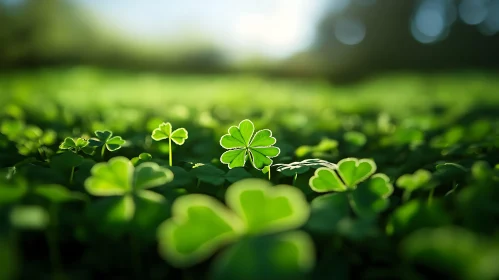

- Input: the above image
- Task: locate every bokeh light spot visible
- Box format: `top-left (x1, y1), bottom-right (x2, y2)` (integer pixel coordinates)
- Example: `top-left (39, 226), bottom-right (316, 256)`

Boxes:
top-left (459, 0), bottom-right (488, 25)
top-left (334, 18), bottom-right (366, 45)
top-left (478, 0), bottom-right (499, 35)
top-left (415, 7), bottom-right (445, 37)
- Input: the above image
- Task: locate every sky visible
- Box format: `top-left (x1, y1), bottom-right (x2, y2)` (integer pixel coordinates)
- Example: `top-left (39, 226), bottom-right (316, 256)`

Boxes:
top-left (78, 0), bottom-right (330, 60)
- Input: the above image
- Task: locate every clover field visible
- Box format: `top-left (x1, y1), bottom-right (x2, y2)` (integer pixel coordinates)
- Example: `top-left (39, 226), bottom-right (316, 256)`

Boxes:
top-left (1, 67), bottom-right (499, 280)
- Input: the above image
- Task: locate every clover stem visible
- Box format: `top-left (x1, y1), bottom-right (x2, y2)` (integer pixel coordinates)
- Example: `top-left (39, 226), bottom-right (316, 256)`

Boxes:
top-left (169, 137), bottom-right (172, 166)
top-left (69, 167), bottom-right (75, 185)
top-left (101, 145), bottom-right (106, 159)
top-left (293, 173), bottom-right (298, 186)
top-left (38, 147), bottom-right (45, 159)
top-left (268, 168), bottom-right (271, 180)
top-left (402, 190), bottom-right (411, 202)
top-left (428, 188), bottom-right (434, 206)
top-left (46, 203), bottom-right (65, 280)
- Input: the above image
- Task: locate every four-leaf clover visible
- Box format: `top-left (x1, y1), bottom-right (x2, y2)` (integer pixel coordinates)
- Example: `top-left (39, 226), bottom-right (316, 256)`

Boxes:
top-left (220, 119), bottom-right (280, 170)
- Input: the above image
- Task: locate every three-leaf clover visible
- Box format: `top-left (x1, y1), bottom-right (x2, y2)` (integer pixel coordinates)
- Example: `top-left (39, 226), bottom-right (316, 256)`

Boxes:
top-left (59, 137), bottom-right (91, 154)
top-left (84, 157), bottom-right (173, 234)
top-left (220, 119), bottom-right (280, 170)
top-left (157, 178), bottom-right (311, 267)
top-left (88, 130), bottom-right (126, 158)
top-left (307, 158), bottom-right (393, 233)
top-left (60, 137), bottom-right (86, 150)
top-left (396, 169), bottom-right (433, 201)
top-left (157, 194), bottom-right (245, 267)
top-left (309, 158), bottom-right (377, 192)
top-left (151, 122), bottom-right (188, 166)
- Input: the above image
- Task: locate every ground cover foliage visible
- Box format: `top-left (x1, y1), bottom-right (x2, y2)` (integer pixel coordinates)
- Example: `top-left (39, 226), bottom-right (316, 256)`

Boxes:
top-left (1, 67), bottom-right (499, 280)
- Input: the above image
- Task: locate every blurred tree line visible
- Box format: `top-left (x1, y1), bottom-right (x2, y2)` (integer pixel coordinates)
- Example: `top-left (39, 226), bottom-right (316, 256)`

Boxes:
top-left (1, 0), bottom-right (499, 81)
top-left (0, 0), bottom-right (227, 72)
top-left (293, 0), bottom-right (499, 81)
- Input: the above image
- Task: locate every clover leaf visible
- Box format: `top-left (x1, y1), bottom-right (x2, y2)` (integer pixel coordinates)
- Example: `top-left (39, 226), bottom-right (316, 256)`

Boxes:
top-left (60, 136), bottom-right (95, 155)
top-left (151, 122), bottom-right (188, 166)
top-left (11, 125), bottom-right (56, 157)
top-left (307, 172), bottom-right (393, 234)
top-left (59, 137), bottom-right (87, 151)
top-left (396, 169), bottom-right (434, 201)
top-left (386, 199), bottom-right (451, 236)
top-left (220, 119), bottom-right (280, 170)
top-left (210, 231), bottom-right (315, 280)
top-left (349, 174), bottom-right (393, 217)
top-left (84, 157), bottom-right (173, 234)
top-left (401, 227), bottom-right (499, 280)
top-left (50, 151), bottom-right (85, 184)
top-left (305, 193), bottom-right (350, 234)
top-left (157, 178), bottom-right (311, 267)
top-left (225, 178), bottom-right (310, 235)
top-left (9, 205), bottom-right (50, 230)
top-left (309, 158), bottom-right (377, 192)
top-left (167, 166), bottom-right (196, 188)
top-left (225, 168), bottom-right (253, 183)
top-left (295, 138), bottom-right (338, 159)
top-left (34, 184), bottom-right (87, 204)
top-left (157, 194), bottom-right (245, 267)
top-left (190, 164), bottom-right (252, 186)
top-left (306, 158), bottom-right (392, 230)
top-left (0, 178), bottom-right (27, 205)
top-left (397, 169), bottom-right (432, 191)
top-left (88, 130), bottom-right (126, 158)
top-left (85, 157), bottom-right (173, 196)
top-left (131, 152), bottom-right (152, 166)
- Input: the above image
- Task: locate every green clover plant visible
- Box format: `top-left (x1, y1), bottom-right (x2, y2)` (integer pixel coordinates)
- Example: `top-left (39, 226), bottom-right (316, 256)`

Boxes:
top-left (0, 177), bottom-right (27, 206)
top-left (58, 137), bottom-right (94, 183)
top-left (151, 122), bottom-right (188, 166)
top-left (306, 158), bottom-right (393, 234)
top-left (84, 157), bottom-right (173, 235)
top-left (3, 123), bottom-right (57, 158)
top-left (309, 158), bottom-right (377, 192)
top-left (131, 152), bottom-right (153, 166)
top-left (157, 178), bottom-right (312, 268)
top-left (220, 119), bottom-right (280, 171)
top-left (59, 137), bottom-right (94, 155)
top-left (401, 227), bottom-right (499, 280)
top-left (88, 130), bottom-right (126, 158)
top-left (33, 184), bottom-right (86, 279)
top-left (2, 178), bottom-right (85, 280)
top-left (396, 169), bottom-right (433, 203)
top-left (210, 231), bottom-right (315, 280)
top-left (51, 151), bottom-right (84, 184)
top-left (295, 138), bottom-right (338, 159)
top-left (190, 164), bottom-right (252, 186)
